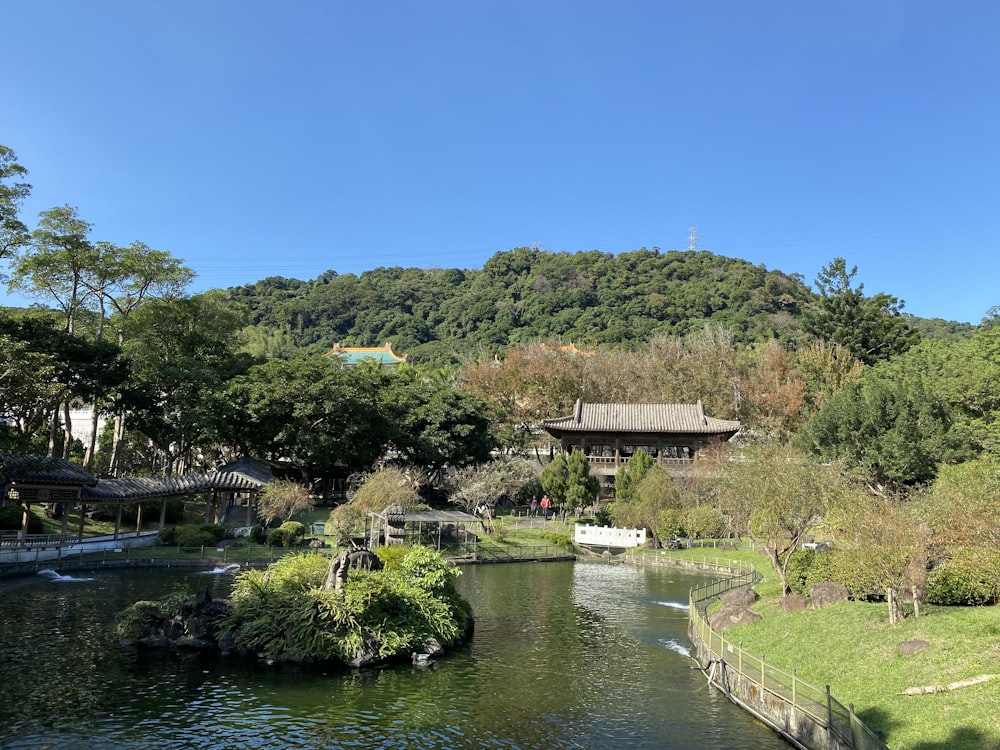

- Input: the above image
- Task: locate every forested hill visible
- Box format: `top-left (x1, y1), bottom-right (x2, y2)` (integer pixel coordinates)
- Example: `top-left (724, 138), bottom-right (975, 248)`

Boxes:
top-left (227, 247), bottom-right (969, 364)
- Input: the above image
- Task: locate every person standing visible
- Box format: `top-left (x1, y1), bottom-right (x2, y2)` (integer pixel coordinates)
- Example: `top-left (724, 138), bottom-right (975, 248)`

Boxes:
top-left (529, 496), bottom-right (538, 517)
top-left (540, 495), bottom-right (552, 520)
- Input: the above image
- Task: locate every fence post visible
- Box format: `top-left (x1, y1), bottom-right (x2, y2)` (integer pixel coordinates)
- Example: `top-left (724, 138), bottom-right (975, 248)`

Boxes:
top-left (792, 668), bottom-right (797, 710)
top-left (761, 654), bottom-right (766, 688)
top-left (826, 684), bottom-right (833, 748)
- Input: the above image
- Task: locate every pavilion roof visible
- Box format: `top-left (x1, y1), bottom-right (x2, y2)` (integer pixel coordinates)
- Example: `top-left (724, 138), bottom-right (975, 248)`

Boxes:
top-left (0, 454), bottom-right (98, 487)
top-left (541, 399), bottom-right (740, 437)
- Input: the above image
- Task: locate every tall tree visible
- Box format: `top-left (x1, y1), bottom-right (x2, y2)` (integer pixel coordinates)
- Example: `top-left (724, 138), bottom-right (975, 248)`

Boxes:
top-left (798, 345), bottom-right (967, 492)
top-left (717, 445), bottom-right (847, 595)
top-left (0, 332), bottom-right (60, 452)
top-left (224, 356), bottom-right (391, 478)
top-left (121, 291), bottom-right (251, 475)
top-left (381, 366), bottom-right (495, 474)
top-left (0, 313), bottom-right (125, 458)
top-left (804, 258), bottom-right (918, 366)
top-left (81, 240), bottom-right (194, 469)
top-left (0, 145), bottom-right (31, 267)
top-left (11, 205), bottom-right (96, 334)
top-left (541, 448), bottom-right (599, 517)
top-left (614, 449), bottom-right (654, 503)
top-left (9, 206), bottom-right (98, 455)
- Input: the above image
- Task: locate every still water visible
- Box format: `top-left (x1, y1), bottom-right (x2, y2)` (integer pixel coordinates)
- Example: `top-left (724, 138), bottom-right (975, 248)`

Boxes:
top-left (0, 561), bottom-right (788, 749)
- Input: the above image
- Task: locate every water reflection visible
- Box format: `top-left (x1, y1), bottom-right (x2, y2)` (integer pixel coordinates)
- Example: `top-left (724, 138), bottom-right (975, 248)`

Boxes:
top-left (0, 562), bottom-right (789, 749)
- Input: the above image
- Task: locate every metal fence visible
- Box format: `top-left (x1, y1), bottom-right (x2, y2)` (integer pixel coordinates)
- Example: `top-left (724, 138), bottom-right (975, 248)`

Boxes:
top-left (688, 572), bottom-right (889, 750)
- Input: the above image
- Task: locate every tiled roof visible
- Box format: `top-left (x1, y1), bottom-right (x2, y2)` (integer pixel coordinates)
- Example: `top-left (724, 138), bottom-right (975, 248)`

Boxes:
top-left (541, 400), bottom-right (741, 436)
top-left (0, 454), bottom-right (98, 486)
top-left (217, 456), bottom-right (276, 485)
top-left (2, 454), bottom-right (277, 502)
top-left (82, 470), bottom-right (268, 501)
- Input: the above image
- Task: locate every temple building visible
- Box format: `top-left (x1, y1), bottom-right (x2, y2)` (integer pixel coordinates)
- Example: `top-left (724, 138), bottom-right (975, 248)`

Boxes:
top-left (323, 342), bottom-right (407, 367)
top-left (541, 399), bottom-right (740, 484)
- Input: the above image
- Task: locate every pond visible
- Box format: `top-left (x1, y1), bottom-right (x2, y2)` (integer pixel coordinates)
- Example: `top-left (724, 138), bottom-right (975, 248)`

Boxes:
top-left (0, 561), bottom-right (789, 749)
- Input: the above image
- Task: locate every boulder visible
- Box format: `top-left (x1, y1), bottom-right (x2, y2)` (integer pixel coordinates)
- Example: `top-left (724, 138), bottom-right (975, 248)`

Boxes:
top-left (709, 605), bottom-right (762, 631)
top-left (809, 581), bottom-right (849, 609)
top-left (346, 635), bottom-right (382, 668)
top-left (780, 594), bottom-right (810, 613)
top-left (899, 639), bottom-right (931, 656)
top-left (721, 586), bottom-right (758, 608)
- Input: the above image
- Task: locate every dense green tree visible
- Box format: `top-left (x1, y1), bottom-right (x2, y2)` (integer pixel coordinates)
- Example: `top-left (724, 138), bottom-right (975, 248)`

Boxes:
top-left (381, 367), bottom-right (495, 473)
top-left (0, 145), bottom-right (31, 266)
top-left (0, 312), bottom-right (126, 459)
top-left (933, 326), bottom-right (1000, 458)
top-left (563, 448), bottom-right (600, 514)
top-left (804, 258), bottom-right (918, 365)
top-left (0, 332), bottom-right (60, 452)
top-left (915, 459), bottom-right (1000, 605)
top-left (225, 357), bottom-right (391, 478)
top-left (120, 291), bottom-right (252, 475)
top-left (539, 454), bottom-right (569, 509)
top-left (798, 345), bottom-right (967, 491)
top-left (542, 449), bottom-right (599, 516)
top-left (614, 449), bottom-right (654, 503)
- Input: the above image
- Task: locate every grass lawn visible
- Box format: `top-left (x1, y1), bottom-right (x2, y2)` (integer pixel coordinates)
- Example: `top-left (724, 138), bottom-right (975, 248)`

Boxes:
top-left (637, 546), bottom-right (1000, 750)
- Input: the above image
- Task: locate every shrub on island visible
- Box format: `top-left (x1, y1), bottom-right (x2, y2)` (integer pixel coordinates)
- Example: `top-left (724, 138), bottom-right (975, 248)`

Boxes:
top-left (115, 545), bottom-right (473, 668)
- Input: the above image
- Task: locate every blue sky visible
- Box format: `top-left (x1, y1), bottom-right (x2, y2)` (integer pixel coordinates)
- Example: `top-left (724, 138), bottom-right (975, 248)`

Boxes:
top-left (3, 1), bottom-right (998, 323)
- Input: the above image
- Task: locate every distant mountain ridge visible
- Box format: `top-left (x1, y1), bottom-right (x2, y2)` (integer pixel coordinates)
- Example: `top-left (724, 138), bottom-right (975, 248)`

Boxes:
top-left (227, 247), bottom-right (972, 364)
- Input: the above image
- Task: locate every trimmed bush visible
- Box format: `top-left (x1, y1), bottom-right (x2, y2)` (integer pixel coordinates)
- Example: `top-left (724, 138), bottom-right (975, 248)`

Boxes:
top-left (267, 521), bottom-right (306, 547)
top-left (926, 552), bottom-right (1000, 606)
top-left (158, 524), bottom-right (228, 548)
top-left (539, 530), bottom-right (571, 546)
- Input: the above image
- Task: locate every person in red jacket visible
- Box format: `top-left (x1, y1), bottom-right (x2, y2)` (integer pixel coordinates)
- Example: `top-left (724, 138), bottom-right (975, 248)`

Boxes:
top-left (539, 495), bottom-right (552, 520)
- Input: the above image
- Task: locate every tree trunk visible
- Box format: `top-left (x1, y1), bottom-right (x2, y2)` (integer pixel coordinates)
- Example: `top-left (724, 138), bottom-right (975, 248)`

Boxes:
top-left (83, 397), bottom-right (101, 471)
top-left (108, 413), bottom-right (126, 477)
top-left (47, 405), bottom-right (60, 457)
top-left (62, 401), bottom-right (73, 460)
top-left (887, 586), bottom-right (905, 624)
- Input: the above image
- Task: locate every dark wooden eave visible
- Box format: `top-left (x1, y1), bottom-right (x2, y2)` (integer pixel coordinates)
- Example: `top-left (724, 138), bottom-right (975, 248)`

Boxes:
top-left (541, 399), bottom-right (740, 440)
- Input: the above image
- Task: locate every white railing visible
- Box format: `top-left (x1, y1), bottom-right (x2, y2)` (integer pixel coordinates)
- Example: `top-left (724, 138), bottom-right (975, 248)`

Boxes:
top-left (574, 524), bottom-right (646, 548)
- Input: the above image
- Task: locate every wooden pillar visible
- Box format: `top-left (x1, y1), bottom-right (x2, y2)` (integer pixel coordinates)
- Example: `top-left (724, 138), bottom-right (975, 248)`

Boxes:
top-left (114, 503), bottom-right (123, 539)
top-left (159, 498), bottom-right (168, 529)
top-left (135, 502), bottom-right (144, 534)
top-left (77, 503), bottom-right (86, 541)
